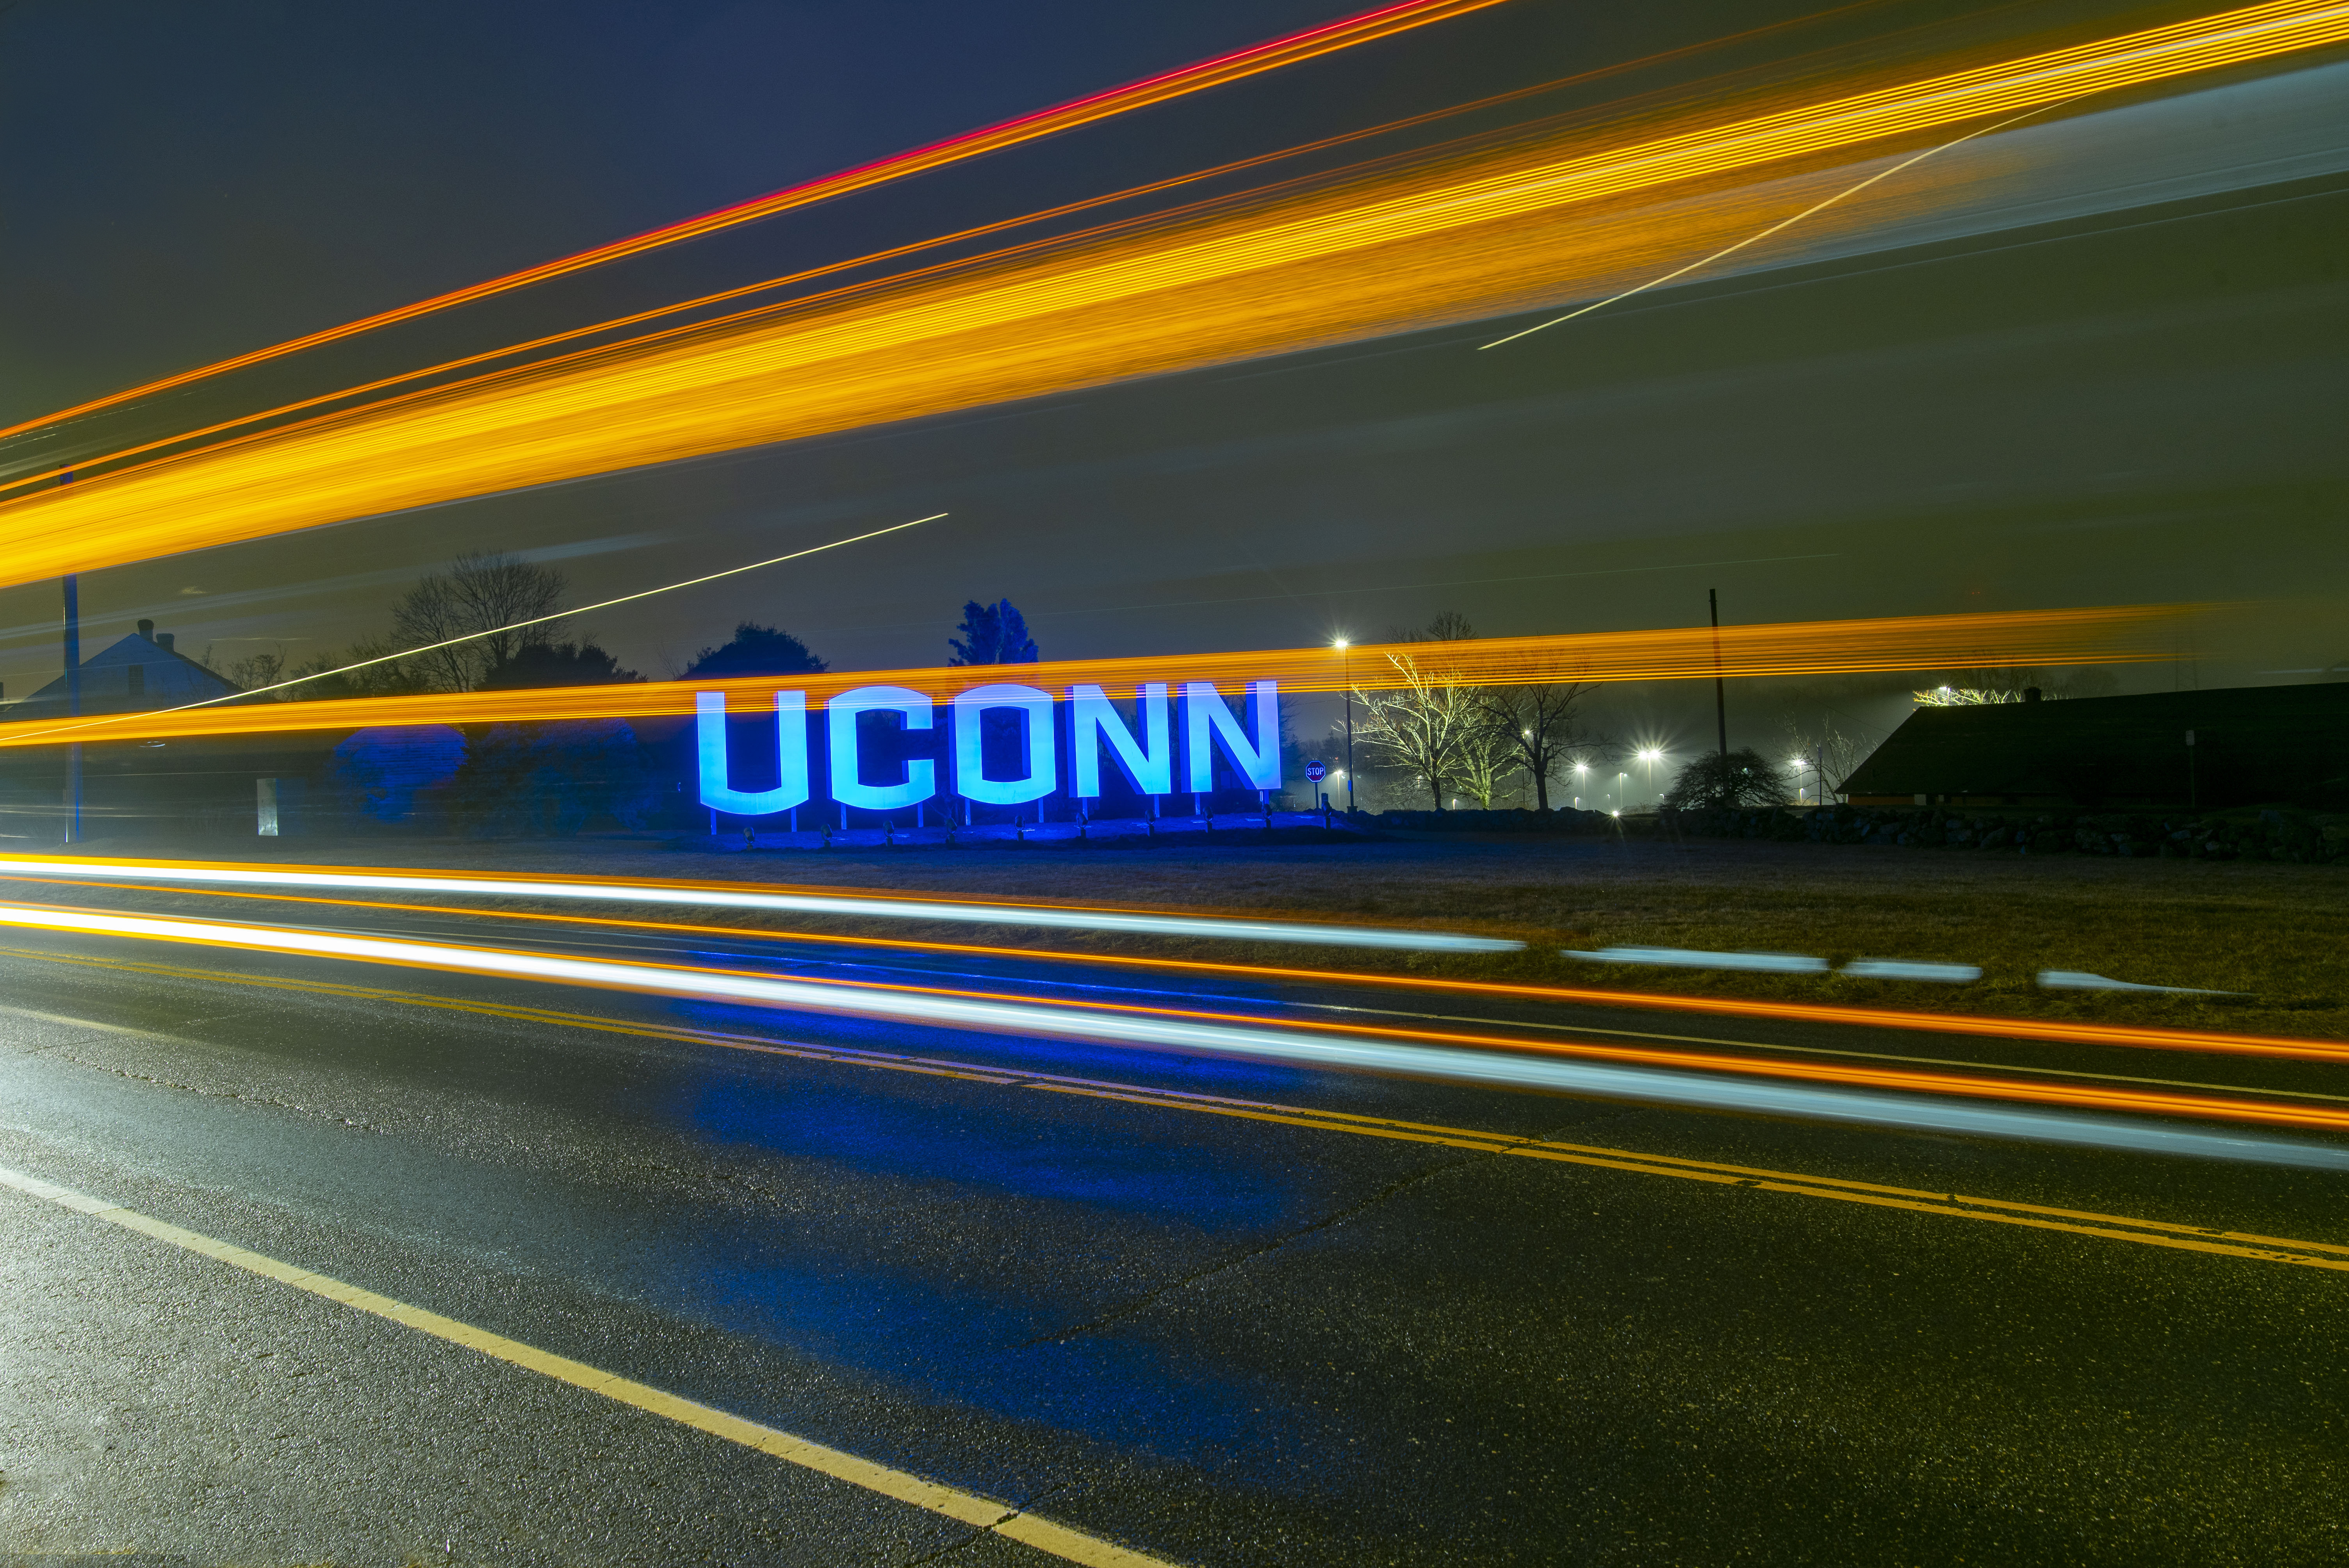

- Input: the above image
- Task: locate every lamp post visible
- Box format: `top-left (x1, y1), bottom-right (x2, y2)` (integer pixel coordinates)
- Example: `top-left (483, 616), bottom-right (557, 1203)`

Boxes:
top-left (1636, 747), bottom-right (1661, 808)
top-left (61, 572), bottom-right (81, 846)
top-left (1572, 760), bottom-right (1588, 810)
top-left (1334, 637), bottom-right (1355, 813)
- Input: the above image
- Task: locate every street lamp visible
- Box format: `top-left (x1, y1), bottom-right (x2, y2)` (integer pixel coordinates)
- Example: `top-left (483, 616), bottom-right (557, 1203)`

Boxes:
top-left (1572, 759), bottom-right (1588, 810)
top-left (1333, 637), bottom-right (1355, 813)
top-left (1636, 747), bottom-right (1662, 807)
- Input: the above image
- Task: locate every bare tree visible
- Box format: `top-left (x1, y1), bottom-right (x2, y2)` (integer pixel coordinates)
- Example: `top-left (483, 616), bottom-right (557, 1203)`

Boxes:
top-left (1351, 612), bottom-right (1484, 809)
top-left (390, 552), bottom-right (568, 692)
top-left (1355, 610), bottom-right (1612, 810)
top-left (1910, 664), bottom-right (2120, 706)
top-left (1353, 649), bottom-right (1486, 810)
top-left (227, 648), bottom-right (287, 696)
top-left (1451, 717), bottom-right (1520, 808)
top-left (1477, 681), bottom-right (1607, 811)
top-left (290, 639), bottom-right (434, 699)
top-left (390, 572), bottom-right (469, 693)
top-left (1424, 609), bottom-right (1476, 643)
top-left (1776, 709), bottom-right (1873, 802)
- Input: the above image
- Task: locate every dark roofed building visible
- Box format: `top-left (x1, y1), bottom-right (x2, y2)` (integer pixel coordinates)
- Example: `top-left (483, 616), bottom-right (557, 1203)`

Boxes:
top-left (0, 620), bottom-right (334, 842)
top-left (5, 618), bottom-right (239, 721)
top-left (1841, 683), bottom-right (2349, 811)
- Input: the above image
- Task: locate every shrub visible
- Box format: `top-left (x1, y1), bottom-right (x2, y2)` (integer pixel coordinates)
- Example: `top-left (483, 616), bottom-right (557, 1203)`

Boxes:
top-left (1661, 748), bottom-right (1791, 811)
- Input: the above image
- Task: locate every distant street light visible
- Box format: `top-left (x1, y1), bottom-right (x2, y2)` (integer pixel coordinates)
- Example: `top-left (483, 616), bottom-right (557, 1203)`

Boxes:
top-left (1636, 747), bottom-right (1662, 806)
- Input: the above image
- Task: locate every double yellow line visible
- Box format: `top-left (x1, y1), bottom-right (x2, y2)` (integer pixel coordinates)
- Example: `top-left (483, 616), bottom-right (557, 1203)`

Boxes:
top-left (14, 944), bottom-right (2349, 1272)
top-left (4, 939), bottom-right (2340, 1562)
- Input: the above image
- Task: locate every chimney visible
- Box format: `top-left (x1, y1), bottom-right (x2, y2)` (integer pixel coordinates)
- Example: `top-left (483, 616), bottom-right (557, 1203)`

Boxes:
top-left (156, 632), bottom-right (175, 652)
top-left (2023, 686), bottom-right (2042, 703)
top-left (137, 618), bottom-right (155, 639)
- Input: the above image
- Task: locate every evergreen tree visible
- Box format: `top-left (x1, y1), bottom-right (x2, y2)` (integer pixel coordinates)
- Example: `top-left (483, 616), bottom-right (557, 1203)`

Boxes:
top-left (481, 641), bottom-right (641, 689)
top-left (948, 599), bottom-right (1038, 665)
top-left (681, 623), bottom-right (827, 679)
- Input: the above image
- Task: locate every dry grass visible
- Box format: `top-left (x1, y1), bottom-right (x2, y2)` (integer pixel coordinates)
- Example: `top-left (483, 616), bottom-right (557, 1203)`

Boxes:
top-left (185, 829), bottom-right (2349, 1042)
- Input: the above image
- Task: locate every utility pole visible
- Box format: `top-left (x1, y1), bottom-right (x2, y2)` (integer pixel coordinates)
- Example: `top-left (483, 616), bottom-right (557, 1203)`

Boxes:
top-left (1709, 588), bottom-right (1728, 757)
top-left (61, 572), bottom-right (82, 845)
top-left (1335, 639), bottom-right (1356, 813)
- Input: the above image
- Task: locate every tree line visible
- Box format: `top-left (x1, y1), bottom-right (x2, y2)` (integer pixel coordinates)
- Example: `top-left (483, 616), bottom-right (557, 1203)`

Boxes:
top-left (214, 556), bottom-right (2089, 816)
top-left (215, 552), bottom-right (1040, 698)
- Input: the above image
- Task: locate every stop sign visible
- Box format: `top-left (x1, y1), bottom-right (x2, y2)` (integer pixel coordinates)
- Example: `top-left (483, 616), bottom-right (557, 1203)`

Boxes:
top-left (1304, 760), bottom-right (1327, 783)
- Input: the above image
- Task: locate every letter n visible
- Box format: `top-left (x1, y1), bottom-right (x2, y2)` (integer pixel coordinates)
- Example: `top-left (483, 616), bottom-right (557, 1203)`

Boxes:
top-left (1182, 681), bottom-right (1280, 793)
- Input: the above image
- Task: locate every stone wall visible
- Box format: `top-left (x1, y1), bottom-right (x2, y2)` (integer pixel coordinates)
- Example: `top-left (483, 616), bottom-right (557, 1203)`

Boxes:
top-left (1359, 807), bottom-right (1619, 835)
top-left (1668, 804), bottom-right (2349, 864)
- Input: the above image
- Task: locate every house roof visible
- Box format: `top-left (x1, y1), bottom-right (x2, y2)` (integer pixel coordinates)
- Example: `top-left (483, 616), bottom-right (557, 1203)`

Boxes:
top-left (5, 631), bottom-right (241, 720)
top-left (1841, 682), bottom-right (2349, 807)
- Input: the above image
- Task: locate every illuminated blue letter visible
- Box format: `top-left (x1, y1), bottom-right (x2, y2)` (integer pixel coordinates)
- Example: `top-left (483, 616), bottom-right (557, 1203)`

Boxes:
top-left (1183, 681), bottom-right (1281, 792)
top-left (696, 690), bottom-right (809, 815)
top-left (953, 683), bottom-right (1056, 805)
top-left (828, 685), bottom-right (935, 809)
top-left (1068, 683), bottom-right (1170, 797)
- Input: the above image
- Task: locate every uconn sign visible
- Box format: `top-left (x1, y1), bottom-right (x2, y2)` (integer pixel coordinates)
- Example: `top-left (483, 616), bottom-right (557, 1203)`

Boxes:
top-left (695, 680), bottom-right (1280, 816)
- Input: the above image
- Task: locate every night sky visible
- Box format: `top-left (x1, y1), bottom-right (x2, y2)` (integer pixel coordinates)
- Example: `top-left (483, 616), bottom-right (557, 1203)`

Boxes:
top-left (4, 0), bottom-right (2344, 755)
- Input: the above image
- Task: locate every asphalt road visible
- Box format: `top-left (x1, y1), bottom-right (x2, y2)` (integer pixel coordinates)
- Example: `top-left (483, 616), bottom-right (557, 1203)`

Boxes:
top-left (2, 884), bottom-right (2345, 1566)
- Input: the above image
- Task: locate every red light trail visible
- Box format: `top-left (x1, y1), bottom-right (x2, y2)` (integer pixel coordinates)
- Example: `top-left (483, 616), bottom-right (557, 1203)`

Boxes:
top-left (0, 0), bottom-right (1505, 449)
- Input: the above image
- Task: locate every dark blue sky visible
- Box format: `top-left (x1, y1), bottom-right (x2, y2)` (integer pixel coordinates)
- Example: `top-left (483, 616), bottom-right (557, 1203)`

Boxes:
top-left (3, 1), bottom-right (2344, 747)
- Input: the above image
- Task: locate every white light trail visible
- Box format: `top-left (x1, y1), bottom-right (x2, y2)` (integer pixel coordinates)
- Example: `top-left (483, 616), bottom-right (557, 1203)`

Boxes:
top-left (1478, 102), bottom-right (2065, 350)
top-left (1, 513), bottom-right (946, 748)
top-left (2041, 969), bottom-right (2231, 994)
top-left (0, 858), bottom-right (1522, 953)
top-left (1567, 946), bottom-right (1829, 973)
top-left (0, 900), bottom-right (2340, 1169)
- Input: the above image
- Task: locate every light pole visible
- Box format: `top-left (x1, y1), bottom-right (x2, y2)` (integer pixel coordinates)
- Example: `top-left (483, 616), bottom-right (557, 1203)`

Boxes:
top-left (61, 572), bottom-right (81, 846)
top-left (1709, 587), bottom-right (1728, 757)
top-left (1572, 760), bottom-right (1588, 810)
top-left (1334, 637), bottom-right (1355, 813)
top-left (1636, 747), bottom-right (1661, 808)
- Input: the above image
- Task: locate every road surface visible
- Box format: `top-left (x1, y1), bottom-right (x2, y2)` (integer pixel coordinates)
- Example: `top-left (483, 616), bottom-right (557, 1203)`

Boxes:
top-left (2, 879), bottom-right (2344, 1565)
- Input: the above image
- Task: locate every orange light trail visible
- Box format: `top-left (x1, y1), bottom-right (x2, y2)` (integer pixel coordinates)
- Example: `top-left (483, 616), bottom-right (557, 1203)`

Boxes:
top-left (2, 893), bottom-right (2344, 1141)
top-left (0, 605), bottom-right (2190, 748)
top-left (0, 7), bottom-right (1884, 503)
top-left (982, 995), bottom-right (2349, 1137)
top-left (0, 0), bottom-right (1505, 448)
top-left (2, 856), bottom-right (2340, 1069)
top-left (4, 2), bottom-right (2343, 588)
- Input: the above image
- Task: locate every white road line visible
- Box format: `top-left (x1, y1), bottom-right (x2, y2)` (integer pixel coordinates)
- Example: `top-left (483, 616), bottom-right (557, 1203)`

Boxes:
top-left (0, 856), bottom-right (1520, 953)
top-left (2, 902), bottom-right (2344, 1167)
top-left (0, 1160), bottom-right (1174, 1568)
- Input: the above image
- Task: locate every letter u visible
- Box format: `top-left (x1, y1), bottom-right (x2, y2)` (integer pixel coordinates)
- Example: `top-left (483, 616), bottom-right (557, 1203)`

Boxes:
top-left (696, 691), bottom-right (810, 814)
